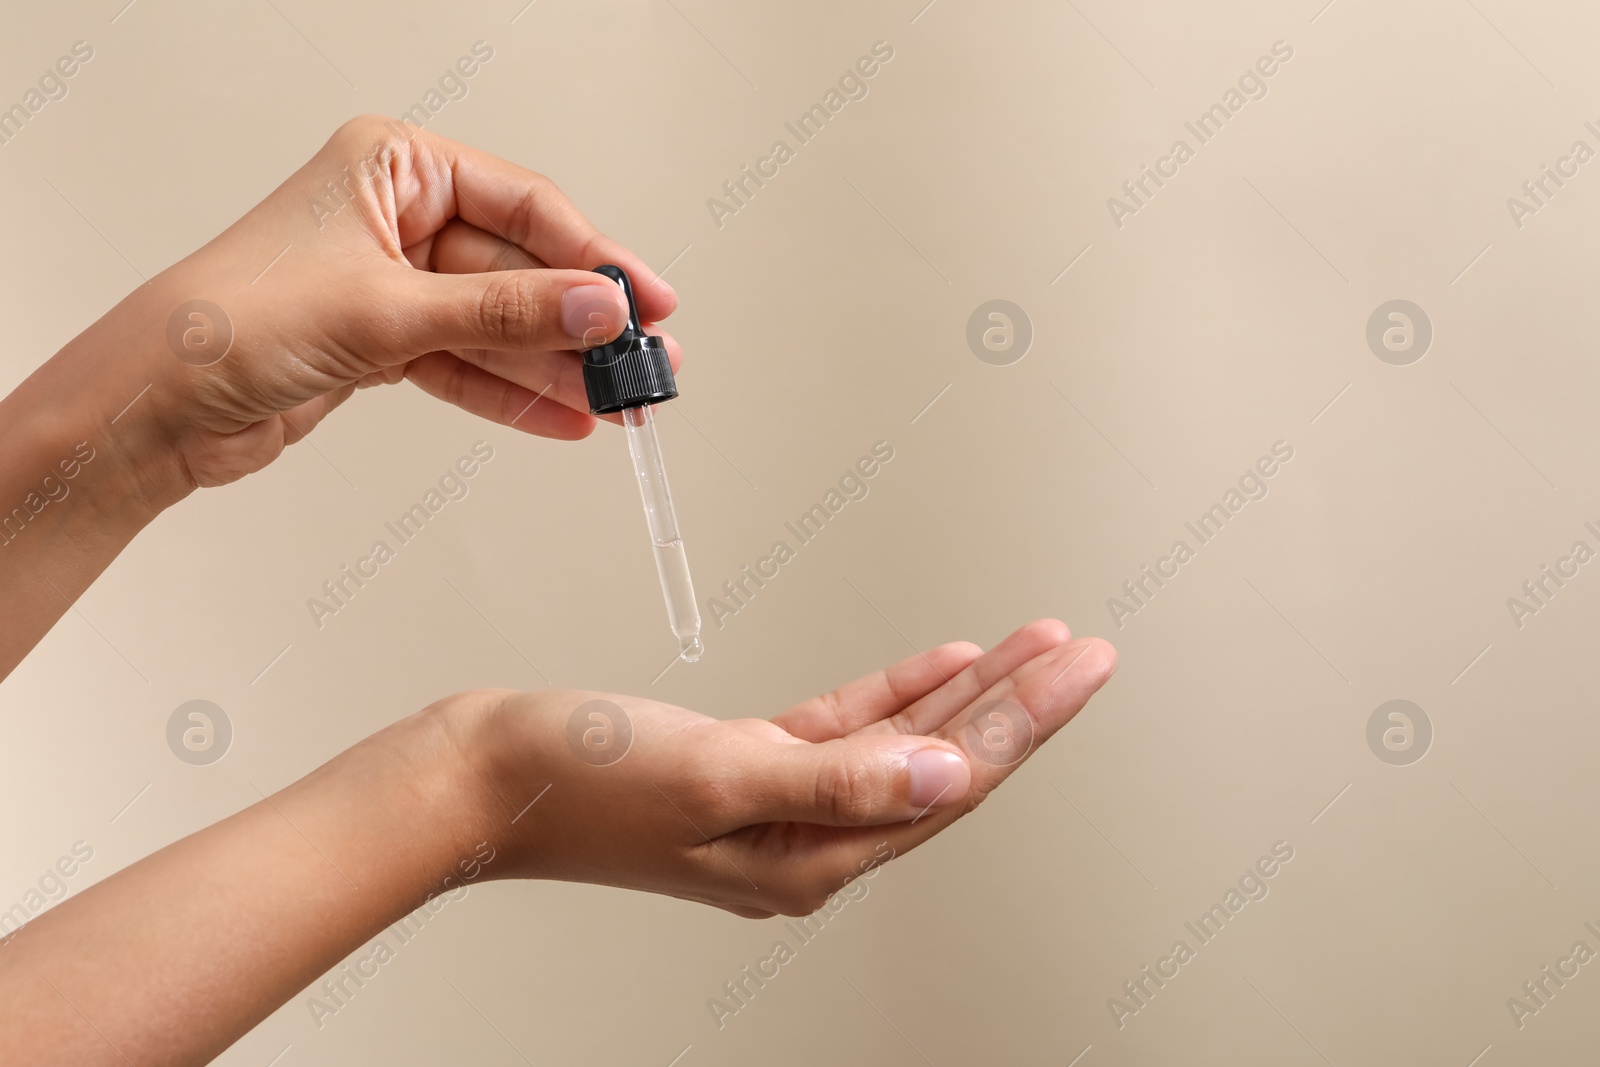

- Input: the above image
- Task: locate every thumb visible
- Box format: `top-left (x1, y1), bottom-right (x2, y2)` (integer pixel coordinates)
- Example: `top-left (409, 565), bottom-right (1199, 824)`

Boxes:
top-left (749, 736), bottom-right (972, 827)
top-left (397, 267), bottom-right (629, 354)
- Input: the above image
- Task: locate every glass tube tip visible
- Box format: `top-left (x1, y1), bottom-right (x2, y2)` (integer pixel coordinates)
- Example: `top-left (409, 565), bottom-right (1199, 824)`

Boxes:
top-left (679, 633), bottom-right (705, 663)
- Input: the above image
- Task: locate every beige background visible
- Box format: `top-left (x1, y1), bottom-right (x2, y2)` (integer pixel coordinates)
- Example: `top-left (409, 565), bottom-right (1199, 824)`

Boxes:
top-left (4, 0), bottom-right (1600, 1063)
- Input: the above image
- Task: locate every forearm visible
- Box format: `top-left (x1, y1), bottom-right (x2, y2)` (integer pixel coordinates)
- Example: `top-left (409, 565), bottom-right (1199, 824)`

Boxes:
top-left (0, 702), bottom-right (493, 1066)
top-left (0, 316), bottom-right (190, 680)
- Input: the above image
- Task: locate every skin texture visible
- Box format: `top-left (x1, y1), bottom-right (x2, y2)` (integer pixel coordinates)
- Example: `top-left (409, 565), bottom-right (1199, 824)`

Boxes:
top-left (0, 117), bottom-right (1118, 1065)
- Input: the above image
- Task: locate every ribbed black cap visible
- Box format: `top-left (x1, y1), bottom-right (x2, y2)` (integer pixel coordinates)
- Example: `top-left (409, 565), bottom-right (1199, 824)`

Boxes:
top-left (581, 265), bottom-right (677, 415)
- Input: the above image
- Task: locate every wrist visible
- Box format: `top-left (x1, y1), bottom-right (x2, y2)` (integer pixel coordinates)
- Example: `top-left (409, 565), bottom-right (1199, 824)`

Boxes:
top-left (16, 325), bottom-right (194, 523)
top-left (446, 688), bottom-right (571, 882)
top-left (0, 325), bottom-right (194, 675)
top-left (305, 694), bottom-right (510, 903)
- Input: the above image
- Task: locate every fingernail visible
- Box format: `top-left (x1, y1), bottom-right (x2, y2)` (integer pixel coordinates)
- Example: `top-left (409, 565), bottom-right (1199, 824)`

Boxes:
top-left (907, 748), bottom-right (969, 808)
top-left (562, 284), bottom-right (626, 345)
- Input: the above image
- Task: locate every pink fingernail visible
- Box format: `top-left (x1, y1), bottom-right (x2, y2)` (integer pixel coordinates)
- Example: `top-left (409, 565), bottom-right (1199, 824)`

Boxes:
top-left (562, 284), bottom-right (626, 345)
top-left (907, 749), bottom-right (969, 808)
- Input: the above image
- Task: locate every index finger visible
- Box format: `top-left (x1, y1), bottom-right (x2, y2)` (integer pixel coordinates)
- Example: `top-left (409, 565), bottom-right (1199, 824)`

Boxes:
top-left (770, 641), bottom-right (984, 742)
top-left (427, 132), bottom-right (678, 322)
top-left (809, 636), bottom-right (1117, 866)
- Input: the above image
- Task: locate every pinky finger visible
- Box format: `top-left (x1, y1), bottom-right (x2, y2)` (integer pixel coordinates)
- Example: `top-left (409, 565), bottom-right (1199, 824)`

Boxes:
top-left (405, 351), bottom-right (596, 439)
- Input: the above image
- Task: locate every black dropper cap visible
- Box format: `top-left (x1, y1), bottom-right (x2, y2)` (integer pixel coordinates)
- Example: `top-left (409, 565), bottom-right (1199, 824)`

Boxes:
top-left (581, 265), bottom-right (677, 415)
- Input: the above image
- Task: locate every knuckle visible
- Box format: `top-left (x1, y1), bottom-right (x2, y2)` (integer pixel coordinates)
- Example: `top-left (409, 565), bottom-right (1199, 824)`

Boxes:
top-left (329, 114), bottom-right (399, 154)
top-left (439, 357), bottom-right (473, 407)
top-left (505, 178), bottom-right (551, 248)
top-left (574, 228), bottom-right (608, 268)
top-left (815, 692), bottom-right (853, 739)
top-left (814, 752), bottom-right (883, 826)
top-left (490, 239), bottom-right (529, 273)
top-left (475, 272), bottom-right (545, 348)
top-left (325, 116), bottom-right (417, 189)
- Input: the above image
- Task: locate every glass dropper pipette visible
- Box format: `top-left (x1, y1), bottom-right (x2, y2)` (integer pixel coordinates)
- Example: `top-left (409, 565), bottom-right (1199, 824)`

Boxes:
top-left (622, 404), bottom-right (703, 662)
top-left (581, 265), bottom-right (704, 663)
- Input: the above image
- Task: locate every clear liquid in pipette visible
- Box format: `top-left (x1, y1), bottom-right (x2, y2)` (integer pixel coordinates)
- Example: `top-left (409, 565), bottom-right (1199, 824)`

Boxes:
top-left (651, 537), bottom-right (703, 662)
